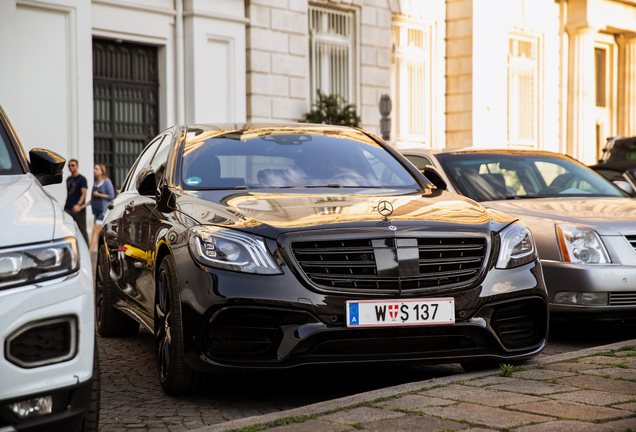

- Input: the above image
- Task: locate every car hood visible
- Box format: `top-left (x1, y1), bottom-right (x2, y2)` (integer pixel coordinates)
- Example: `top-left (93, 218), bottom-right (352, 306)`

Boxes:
top-left (174, 188), bottom-right (516, 238)
top-left (0, 174), bottom-right (60, 247)
top-left (482, 197), bottom-right (636, 235)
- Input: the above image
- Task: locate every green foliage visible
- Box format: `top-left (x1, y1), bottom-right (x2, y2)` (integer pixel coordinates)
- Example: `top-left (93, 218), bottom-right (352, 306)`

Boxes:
top-left (500, 363), bottom-right (514, 377)
top-left (302, 91), bottom-right (361, 128)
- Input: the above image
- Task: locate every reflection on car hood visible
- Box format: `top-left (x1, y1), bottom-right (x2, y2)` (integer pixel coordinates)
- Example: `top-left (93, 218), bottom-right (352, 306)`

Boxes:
top-left (175, 188), bottom-right (516, 237)
top-left (0, 174), bottom-right (56, 247)
top-left (483, 197), bottom-right (636, 235)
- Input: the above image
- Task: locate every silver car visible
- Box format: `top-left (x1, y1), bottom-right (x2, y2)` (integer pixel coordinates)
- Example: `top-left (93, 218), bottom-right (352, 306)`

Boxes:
top-left (399, 147), bottom-right (636, 321)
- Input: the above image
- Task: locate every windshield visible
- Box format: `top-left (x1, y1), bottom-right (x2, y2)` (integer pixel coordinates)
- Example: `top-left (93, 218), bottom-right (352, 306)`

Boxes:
top-left (437, 152), bottom-right (625, 201)
top-left (180, 133), bottom-right (419, 189)
top-left (0, 124), bottom-right (23, 175)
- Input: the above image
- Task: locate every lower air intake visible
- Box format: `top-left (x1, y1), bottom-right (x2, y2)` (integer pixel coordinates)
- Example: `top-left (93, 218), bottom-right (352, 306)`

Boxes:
top-left (6, 316), bottom-right (77, 368)
top-left (492, 299), bottom-right (547, 349)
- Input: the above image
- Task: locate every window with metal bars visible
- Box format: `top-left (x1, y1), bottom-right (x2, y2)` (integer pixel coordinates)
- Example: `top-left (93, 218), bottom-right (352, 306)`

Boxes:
top-left (309, 5), bottom-right (355, 104)
top-left (92, 38), bottom-right (159, 190)
top-left (508, 34), bottom-right (538, 146)
top-left (392, 20), bottom-right (429, 140)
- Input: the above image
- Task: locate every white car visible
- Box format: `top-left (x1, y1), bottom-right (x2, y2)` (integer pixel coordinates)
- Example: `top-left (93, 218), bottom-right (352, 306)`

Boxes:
top-left (0, 105), bottom-right (98, 431)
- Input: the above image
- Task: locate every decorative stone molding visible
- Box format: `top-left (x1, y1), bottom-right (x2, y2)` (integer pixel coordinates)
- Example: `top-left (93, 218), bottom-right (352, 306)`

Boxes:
top-left (623, 36), bottom-right (636, 135)
top-left (566, 25), bottom-right (597, 163)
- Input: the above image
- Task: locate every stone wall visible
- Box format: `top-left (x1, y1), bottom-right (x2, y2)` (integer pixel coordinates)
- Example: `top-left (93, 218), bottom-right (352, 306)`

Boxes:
top-left (246, 0), bottom-right (392, 136)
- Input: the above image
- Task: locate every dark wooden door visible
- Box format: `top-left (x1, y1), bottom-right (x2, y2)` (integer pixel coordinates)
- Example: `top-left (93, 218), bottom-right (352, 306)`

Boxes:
top-left (93, 38), bottom-right (159, 190)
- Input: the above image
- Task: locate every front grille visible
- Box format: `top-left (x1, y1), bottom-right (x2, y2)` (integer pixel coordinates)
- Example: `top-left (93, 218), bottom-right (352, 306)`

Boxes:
top-left (291, 237), bottom-right (487, 291)
top-left (6, 317), bottom-right (77, 368)
top-left (491, 299), bottom-right (546, 349)
top-left (625, 235), bottom-right (636, 253)
top-left (610, 292), bottom-right (636, 306)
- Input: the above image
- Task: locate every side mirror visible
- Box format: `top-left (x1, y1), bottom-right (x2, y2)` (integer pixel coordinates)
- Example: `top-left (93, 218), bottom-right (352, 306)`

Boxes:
top-left (422, 165), bottom-right (447, 191)
top-left (136, 167), bottom-right (157, 197)
top-left (29, 148), bottom-right (65, 186)
top-left (623, 168), bottom-right (636, 196)
top-left (613, 180), bottom-right (634, 196)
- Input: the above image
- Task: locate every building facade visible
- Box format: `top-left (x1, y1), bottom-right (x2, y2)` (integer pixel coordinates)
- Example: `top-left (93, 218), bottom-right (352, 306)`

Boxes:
top-left (1, 0), bottom-right (636, 208)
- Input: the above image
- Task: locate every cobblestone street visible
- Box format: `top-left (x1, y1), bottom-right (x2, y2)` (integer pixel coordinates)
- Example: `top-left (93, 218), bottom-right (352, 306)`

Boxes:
top-left (97, 331), bottom-right (463, 432)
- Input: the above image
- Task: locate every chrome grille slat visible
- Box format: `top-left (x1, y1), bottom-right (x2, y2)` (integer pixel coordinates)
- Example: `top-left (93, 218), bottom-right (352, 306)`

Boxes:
top-left (291, 237), bottom-right (487, 291)
top-left (610, 292), bottom-right (636, 306)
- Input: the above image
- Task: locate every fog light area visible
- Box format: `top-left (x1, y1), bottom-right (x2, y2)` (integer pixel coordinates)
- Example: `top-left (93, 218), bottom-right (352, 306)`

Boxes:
top-left (553, 291), bottom-right (608, 305)
top-left (7, 396), bottom-right (53, 418)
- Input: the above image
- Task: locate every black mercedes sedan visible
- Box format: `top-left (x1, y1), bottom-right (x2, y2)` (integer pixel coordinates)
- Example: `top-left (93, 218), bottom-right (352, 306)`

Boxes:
top-left (96, 124), bottom-right (548, 394)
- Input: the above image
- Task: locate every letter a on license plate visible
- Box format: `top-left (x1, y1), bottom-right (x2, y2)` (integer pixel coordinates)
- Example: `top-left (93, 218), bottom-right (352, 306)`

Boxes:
top-left (346, 298), bottom-right (455, 327)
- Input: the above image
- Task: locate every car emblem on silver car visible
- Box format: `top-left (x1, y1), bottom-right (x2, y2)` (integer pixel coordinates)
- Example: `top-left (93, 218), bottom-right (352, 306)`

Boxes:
top-left (378, 201), bottom-right (393, 218)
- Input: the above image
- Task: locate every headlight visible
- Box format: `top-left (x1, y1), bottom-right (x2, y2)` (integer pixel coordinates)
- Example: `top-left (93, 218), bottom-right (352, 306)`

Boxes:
top-left (496, 223), bottom-right (537, 269)
top-left (0, 237), bottom-right (79, 289)
top-left (188, 226), bottom-right (282, 274)
top-left (556, 225), bottom-right (610, 264)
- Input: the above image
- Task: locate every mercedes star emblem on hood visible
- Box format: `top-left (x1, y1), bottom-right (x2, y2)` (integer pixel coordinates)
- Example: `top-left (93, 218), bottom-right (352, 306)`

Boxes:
top-left (378, 201), bottom-right (393, 218)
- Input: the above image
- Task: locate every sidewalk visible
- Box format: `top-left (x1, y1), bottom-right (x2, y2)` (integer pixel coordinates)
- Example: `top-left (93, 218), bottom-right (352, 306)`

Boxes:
top-left (193, 340), bottom-right (636, 432)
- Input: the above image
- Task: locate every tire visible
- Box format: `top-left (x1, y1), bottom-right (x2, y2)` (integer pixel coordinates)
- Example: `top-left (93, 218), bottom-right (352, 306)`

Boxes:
top-left (95, 243), bottom-right (140, 337)
top-left (82, 342), bottom-right (100, 432)
top-left (155, 255), bottom-right (200, 395)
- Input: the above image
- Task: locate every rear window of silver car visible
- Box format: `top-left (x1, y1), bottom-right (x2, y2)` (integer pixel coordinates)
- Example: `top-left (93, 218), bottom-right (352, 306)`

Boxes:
top-left (181, 133), bottom-right (419, 189)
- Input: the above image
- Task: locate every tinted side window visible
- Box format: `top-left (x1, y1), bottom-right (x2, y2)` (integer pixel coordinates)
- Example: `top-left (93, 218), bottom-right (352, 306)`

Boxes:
top-left (405, 155), bottom-right (433, 174)
top-left (149, 133), bottom-right (173, 187)
top-left (0, 123), bottom-right (24, 175)
top-left (123, 135), bottom-right (165, 192)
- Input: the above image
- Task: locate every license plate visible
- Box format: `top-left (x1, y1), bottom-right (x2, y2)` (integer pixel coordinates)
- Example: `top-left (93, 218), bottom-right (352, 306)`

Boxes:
top-left (346, 298), bottom-right (455, 327)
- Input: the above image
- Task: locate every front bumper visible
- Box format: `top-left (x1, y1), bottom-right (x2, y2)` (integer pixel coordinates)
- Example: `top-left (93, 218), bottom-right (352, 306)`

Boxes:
top-left (0, 239), bottom-right (95, 431)
top-left (174, 247), bottom-right (549, 372)
top-left (0, 378), bottom-right (93, 432)
top-left (543, 260), bottom-right (636, 319)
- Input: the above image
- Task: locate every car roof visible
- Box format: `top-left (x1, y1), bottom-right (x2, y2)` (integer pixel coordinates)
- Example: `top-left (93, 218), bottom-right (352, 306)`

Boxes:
top-left (396, 145), bottom-right (575, 161)
top-left (182, 123), bottom-right (379, 145)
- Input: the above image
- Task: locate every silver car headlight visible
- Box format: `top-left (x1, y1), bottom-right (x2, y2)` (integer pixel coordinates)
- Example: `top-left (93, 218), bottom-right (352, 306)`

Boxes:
top-left (0, 237), bottom-right (80, 289)
top-left (556, 224), bottom-right (610, 264)
top-left (496, 223), bottom-right (537, 269)
top-left (188, 226), bottom-right (282, 274)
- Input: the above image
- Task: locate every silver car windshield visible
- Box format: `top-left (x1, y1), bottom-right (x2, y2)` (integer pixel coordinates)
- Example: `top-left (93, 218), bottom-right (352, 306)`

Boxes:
top-left (180, 133), bottom-right (419, 189)
top-left (437, 153), bottom-right (626, 201)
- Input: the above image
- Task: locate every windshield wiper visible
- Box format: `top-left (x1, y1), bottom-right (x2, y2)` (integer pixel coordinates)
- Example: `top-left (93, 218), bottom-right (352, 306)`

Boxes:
top-left (502, 195), bottom-right (546, 200)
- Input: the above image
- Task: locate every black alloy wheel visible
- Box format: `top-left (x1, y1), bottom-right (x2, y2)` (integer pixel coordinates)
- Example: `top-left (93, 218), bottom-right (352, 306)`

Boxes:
top-left (154, 255), bottom-right (199, 394)
top-left (95, 243), bottom-right (139, 337)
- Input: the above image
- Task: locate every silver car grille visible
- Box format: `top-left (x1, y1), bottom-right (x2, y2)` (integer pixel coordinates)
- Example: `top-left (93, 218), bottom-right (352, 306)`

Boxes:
top-left (610, 292), bottom-right (636, 306)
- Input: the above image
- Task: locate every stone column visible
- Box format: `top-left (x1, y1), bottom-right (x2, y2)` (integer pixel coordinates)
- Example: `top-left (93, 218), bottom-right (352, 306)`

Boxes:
top-left (623, 37), bottom-right (636, 135)
top-left (566, 26), bottom-right (597, 164)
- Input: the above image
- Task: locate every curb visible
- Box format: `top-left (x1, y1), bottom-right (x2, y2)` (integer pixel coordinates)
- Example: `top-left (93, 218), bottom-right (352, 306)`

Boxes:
top-left (191, 338), bottom-right (636, 432)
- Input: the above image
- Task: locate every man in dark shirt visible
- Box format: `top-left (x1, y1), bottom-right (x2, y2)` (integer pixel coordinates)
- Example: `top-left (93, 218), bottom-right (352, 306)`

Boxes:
top-left (64, 159), bottom-right (89, 244)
